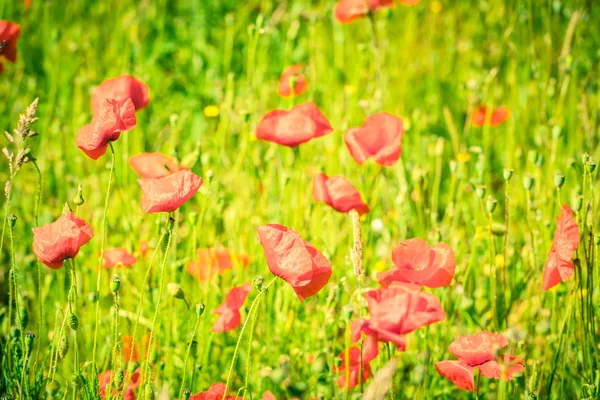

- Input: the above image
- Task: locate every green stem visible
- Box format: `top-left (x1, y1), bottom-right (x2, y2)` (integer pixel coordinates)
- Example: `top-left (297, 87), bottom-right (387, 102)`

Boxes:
top-left (10, 219), bottom-right (28, 399)
top-left (32, 160), bottom-right (44, 365)
top-left (178, 313), bottom-right (202, 399)
top-left (242, 293), bottom-right (263, 399)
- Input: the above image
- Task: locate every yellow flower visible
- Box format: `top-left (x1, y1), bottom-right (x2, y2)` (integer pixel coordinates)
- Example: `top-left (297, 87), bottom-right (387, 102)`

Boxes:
top-left (430, 1), bottom-right (443, 14)
top-left (495, 254), bottom-right (505, 268)
top-left (204, 105), bottom-right (220, 118)
top-left (374, 260), bottom-right (387, 272)
top-left (457, 152), bottom-right (471, 163)
top-left (402, 116), bottom-right (411, 131)
top-left (344, 84), bottom-right (357, 95)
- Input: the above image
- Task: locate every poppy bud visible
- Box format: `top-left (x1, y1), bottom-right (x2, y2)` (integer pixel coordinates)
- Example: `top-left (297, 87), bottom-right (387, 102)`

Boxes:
top-left (110, 276), bottom-right (121, 293)
top-left (167, 283), bottom-right (185, 299)
top-left (342, 306), bottom-right (353, 322)
top-left (46, 380), bottom-right (60, 395)
top-left (572, 195), bottom-right (583, 212)
top-left (523, 174), bottom-right (534, 191)
top-left (311, 355), bottom-right (328, 375)
top-left (253, 275), bottom-right (264, 291)
top-left (7, 214), bottom-right (16, 228)
top-left (73, 184), bottom-right (84, 206)
top-left (68, 313), bottom-right (79, 331)
top-left (167, 216), bottom-right (175, 231)
top-left (535, 154), bottom-right (545, 168)
top-left (554, 172), bottom-right (565, 188)
top-left (189, 340), bottom-right (198, 358)
top-left (486, 196), bottom-right (497, 214)
top-left (143, 384), bottom-right (155, 400)
top-left (183, 388), bottom-right (191, 400)
top-left (114, 368), bottom-right (124, 387)
top-left (585, 158), bottom-right (597, 173)
top-left (475, 185), bottom-right (486, 200)
top-left (19, 306), bottom-right (29, 329)
top-left (567, 157), bottom-right (576, 168)
top-left (127, 361), bottom-right (139, 374)
top-left (88, 291), bottom-right (99, 303)
top-left (24, 332), bottom-right (35, 353)
top-left (195, 302), bottom-right (205, 318)
top-left (581, 152), bottom-right (590, 164)
top-left (62, 202), bottom-right (73, 214)
top-left (58, 332), bottom-right (69, 359)
top-left (503, 168), bottom-right (514, 182)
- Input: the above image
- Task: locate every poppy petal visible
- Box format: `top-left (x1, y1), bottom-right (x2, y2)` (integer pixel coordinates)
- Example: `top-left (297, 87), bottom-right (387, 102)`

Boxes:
top-left (137, 170), bottom-right (203, 214)
top-left (435, 361), bottom-right (475, 392)
top-left (345, 112), bottom-right (404, 166)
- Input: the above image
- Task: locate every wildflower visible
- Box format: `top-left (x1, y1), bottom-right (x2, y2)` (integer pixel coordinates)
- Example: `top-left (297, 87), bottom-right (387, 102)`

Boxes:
top-left (277, 65), bottom-right (308, 97)
top-left (91, 75), bottom-right (150, 113)
top-left (137, 170), bottom-right (203, 213)
top-left (344, 113), bottom-right (404, 166)
top-left (256, 102), bottom-right (333, 147)
top-left (257, 224), bottom-right (332, 300)
top-left (0, 21), bottom-right (20, 72)
top-left (471, 106), bottom-right (509, 127)
top-left (186, 249), bottom-right (249, 281)
top-left (102, 248), bottom-right (137, 268)
top-left (333, 345), bottom-right (374, 388)
top-left (203, 105), bottom-right (220, 117)
top-left (32, 212), bottom-right (94, 269)
top-left (189, 383), bottom-right (237, 399)
top-left (334, 0), bottom-right (395, 24)
top-left (212, 283), bottom-right (252, 332)
top-left (129, 152), bottom-right (182, 179)
top-left (312, 173), bottom-right (369, 215)
top-left (378, 238), bottom-right (456, 288)
top-left (542, 204), bottom-right (580, 290)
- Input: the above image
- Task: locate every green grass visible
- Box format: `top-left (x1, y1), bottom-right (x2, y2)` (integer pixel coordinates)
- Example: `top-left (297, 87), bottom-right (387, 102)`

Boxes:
top-left (1, 0), bottom-right (600, 398)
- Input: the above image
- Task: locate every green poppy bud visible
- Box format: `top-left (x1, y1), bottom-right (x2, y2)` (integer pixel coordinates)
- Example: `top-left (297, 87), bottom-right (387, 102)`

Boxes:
top-left (190, 340), bottom-right (198, 358)
top-left (114, 368), bottom-right (124, 388)
top-left (585, 158), bottom-right (597, 173)
top-left (572, 195), bottom-right (583, 212)
top-left (475, 185), bottom-right (486, 200)
top-left (167, 283), bottom-right (185, 299)
top-left (62, 202), bottom-right (73, 214)
top-left (58, 332), bottom-right (69, 359)
top-left (143, 384), bottom-right (155, 400)
top-left (88, 291), bottom-right (99, 303)
top-left (68, 313), bottom-right (79, 331)
top-left (554, 172), bottom-right (565, 188)
top-left (110, 276), bottom-right (121, 293)
top-left (195, 302), bottom-right (205, 318)
top-left (581, 152), bottom-right (590, 164)
top-left (253, 275), bottom-right (264, 291)
top-left (7, 214), bottom-right (16, 228)
top-left (486, 196), bottom-right (497, 214)
top-left (73, 184), bottom-right (84, 206)
top-left (183, 388), bottom-right (192, 400)
top-left (523, 174), bottom-right (534, 191)
top-left (503, 168), bottom-right (514, 182)
top-left (24, 332), bottom-right (35, 353)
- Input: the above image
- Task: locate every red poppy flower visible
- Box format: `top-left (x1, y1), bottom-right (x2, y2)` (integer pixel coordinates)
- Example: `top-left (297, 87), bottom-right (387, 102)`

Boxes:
top-left (0, 21), bottom-right (20, 72)
top-left (189, 383), bottom-right (238, 400)
top-left (256, 102), bottom-right (333, 147)
top-left (344, 113), bottom-right (404, 166)
top-left (313, 173), bottom-right (369, 215)
top-left (91, 75), bottom-right (150, 113)
top-left (542, 204), bottom-right (580, 291)
top-left (137, 169), bottom-right (203, 214)
top-left (121, 335), bottom-right (139, 363)
top-left (212, 283), bottom-right (252, 333)
top-left (186, 249), bottom-right (250, 281)
top-left (129, 152), bottom-right (182, 179)
top-left (262, 391), bottom-right (276, 400)
top-left (257, 224), bottom-right (332, 301)
top-left (140, 240), bottom-right (149, 257)
top-left (32, 212), bottom-right (94, 269)
top-left (353, 287), bottom-right (445, 348)
top-left (334, 0), bottom-right (395, 24)
top-left (435, 361), bottom-right (475, 392)
top-left (471, 106), bottom-right (509, 127)
top-left (277, 65), bottom-right (308, 97)
top-left (333, 346), bottom-right (373, 388)
top-left (76, 98), bottom-right (137, 160)
top-left (102, 248), bottom-right (137, 269)
top-left (448, 332), bottom-right (509, 366)
top-left (478, 354), bottom-right (524, 380)
top-left (378, 238), bottom-right (456, 288)
top-left (98, 367), bottom-right (140, 400)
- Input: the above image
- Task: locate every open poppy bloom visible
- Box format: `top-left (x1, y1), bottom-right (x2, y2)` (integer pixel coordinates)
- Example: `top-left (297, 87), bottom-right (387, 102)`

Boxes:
top-left (257, 224), bottom-right (332, 300)
top-left (436, 332), bottom-right (524, 392)
top-left (313, 173), bottom-right (369, 215)
top-left (129, 152), bottom-right (183, 179)
top-left (344, 113), bottom-right (404, 166)
top-left (98, 367), bottom-right (140, 400)
top-left (186, 249), bottom-right (249, 281)
top-left (542, 204), bottom-right (580, 290)
top-left (0, 21), bottom-right (20, 73)
top-left (91, 75), bottom-right (150, 113)
top-left (471, 106), bottom-right (510, 127)
top-left (378, 238), bottom-right (456, 288)
top-left (102, 248), bottom-right (137, 268)
top-left (212, 283), bottom-right (252, 332)
top-left (189, 383), bottom-right (238, 400)
top-left (76, 98), bottom-right (137, 159)
top-left (137, 169), bottom-right (203, 213)
top-left (32, 212), bottom-right (94, 269)
top-left (121, 335), bottom-right (139, 363)
top-left (256, 102), bottom-right (333, 147)
top-left (333, 346), bottom-right (374, 388)
top-left (277, 65), bottom-right (308, 97)
top-left (334, 0), bottom-right (394, 24)
top-left (352, 286), bottom-right (445, 349)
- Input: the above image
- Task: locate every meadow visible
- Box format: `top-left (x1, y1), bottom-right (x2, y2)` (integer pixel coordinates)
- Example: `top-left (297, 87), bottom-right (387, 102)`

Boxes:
top-left (1, 0), bottom-right (600, 399)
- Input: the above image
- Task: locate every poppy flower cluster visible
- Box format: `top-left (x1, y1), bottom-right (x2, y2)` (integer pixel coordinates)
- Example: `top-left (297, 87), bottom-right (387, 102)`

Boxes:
top-left (378, 238), bottom-right (456, 288)
top-left (435, 332), bottom-right (524, 391)
top-left (212, 283), bottom-right (252, 332)
top-left (313, 173), bottom-right (369, 215)
top-left (129, 152), bottom-right (184, 179)
top-left (258, 224), bottom-right (332, 301)
top-left (32, 212), bottom-right (94, 269)
top-left (0, 20), bottom-right (20, 73)
top-left (471, 105), bottom-right (510, 127)
top-left (186, 248), bottom-right (249, 281)
top-left (542, 204), bottom-right (580, 290)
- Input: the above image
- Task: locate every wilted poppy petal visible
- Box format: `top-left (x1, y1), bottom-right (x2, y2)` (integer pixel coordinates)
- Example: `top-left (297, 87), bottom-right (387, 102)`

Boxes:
top-left (212, 283), bottom-right (251, 332)
top-left (257, 224), bottom-right (332, 300)
top-left (345, 113), bottom-right (404, 166)
top-left (542, 204), bottom-right (580, 291)
top-left (471, 106), bottom-right (509, 127)
top-left (334, 0), bottom-right (395, 24)
top-left (137, 170), bottom-right (203, 213)
top-left (448, 332), bottom-right (509, 366)
top-left (129, 152), bottom-right (182, 179)
top-left (0, 20), bottom-right (20, 64)
top-left (313, 173), bottom-right (369, 215)
top-left (91, 75), bottom-right (150, 113)
top-left (32, 212), bottom-right (94, 269)
top-left (435, 361), bottom-right (475, 392)
top-left (103, 248), bottom-right (137, 268)
top-left (277, 65), bottom-right (308, 97)
top-left (256, 102), bottom-right (333, 147)
top-left (478, 354), bottom-right (524, 381)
